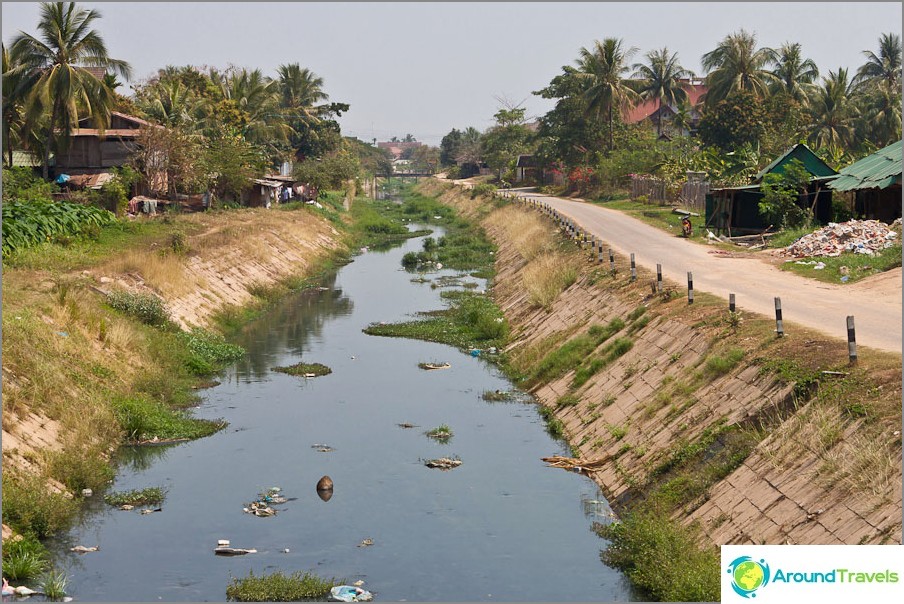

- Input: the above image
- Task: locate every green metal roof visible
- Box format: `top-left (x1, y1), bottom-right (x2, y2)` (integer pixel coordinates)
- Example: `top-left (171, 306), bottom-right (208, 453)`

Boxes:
top-left (754, 143), bottom-right (837, 182)
top-left (828, 140), bottom-right (903, 192)
top-left (11, 150), bottom-right (54, 167)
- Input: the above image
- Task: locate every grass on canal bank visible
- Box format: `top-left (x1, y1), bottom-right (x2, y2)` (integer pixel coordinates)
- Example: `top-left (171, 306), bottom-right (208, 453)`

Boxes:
top-left (419, 180), bottom-right (902, 603)
top-left (226, 570), bottom-right (340, 602)
top-left (1, 198), bottom-right (352, 560)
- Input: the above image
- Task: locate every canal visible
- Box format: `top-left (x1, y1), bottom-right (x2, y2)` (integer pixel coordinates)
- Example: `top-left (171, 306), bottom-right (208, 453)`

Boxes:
top-left (48, 226), bottom-right (634, 602)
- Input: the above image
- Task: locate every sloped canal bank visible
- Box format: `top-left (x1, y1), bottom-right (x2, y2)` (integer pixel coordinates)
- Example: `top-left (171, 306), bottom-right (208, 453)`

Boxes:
top-left (47, 227), bottom-right (634, 601)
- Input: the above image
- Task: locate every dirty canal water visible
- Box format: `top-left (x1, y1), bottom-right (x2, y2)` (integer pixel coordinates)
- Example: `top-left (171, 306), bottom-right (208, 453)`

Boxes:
top-left (47, 227), bottom-right (635, 602)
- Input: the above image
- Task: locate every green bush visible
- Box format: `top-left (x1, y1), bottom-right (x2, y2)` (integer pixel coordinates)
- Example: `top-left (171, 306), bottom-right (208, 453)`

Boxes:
top-left (226, 570), bottom-right (338, 602)
top-left (179, 328), bottom-right (245, 366)
top-left (596, 506), bottom-right (720, 602)
top-left (1, 167), bottom-right (57, 203)
top-left (1, 474), bottom-right (78, 539)
top-left (106, 290), bottom-right (171, 327)
top-left (470, 183), bottom-right (497, 199)
top-left (104, 487), bottom-right (166, 507)
top-left (2, 199), bottom-right (116, 257)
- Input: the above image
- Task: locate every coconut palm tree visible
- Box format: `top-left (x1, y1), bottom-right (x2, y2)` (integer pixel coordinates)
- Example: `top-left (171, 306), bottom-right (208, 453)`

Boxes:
top-left (574, 38), bottom-right (641, 151)
top-left (854, 32), bottom-right (902, 91)
top-left (767, 42), bottom-right (819, 103)
top-left (9, 2), bottom-right (132, 179)
top-left (276, 63), bottom-right (329, 124)
top-left (2, 44), bottom-right (41, 168)
top-left (135, 79), bottom-right (199, 129)
top-left (701, 29), bottom-right (776, 107)
top-left (857, 81), bottom-right (902, 148)
top-left (216, 67), bottom-right (290, 148)
top-left (808, 68), bottom-right (858, 155)
top-left (631, 47), bottom-right (694, 137)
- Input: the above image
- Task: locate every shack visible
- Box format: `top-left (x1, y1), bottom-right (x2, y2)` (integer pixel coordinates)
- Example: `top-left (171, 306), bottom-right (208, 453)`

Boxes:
top-left (705, 144), bottom-right (837, 235)
top-left (828, 140), bottom-right (902, 223)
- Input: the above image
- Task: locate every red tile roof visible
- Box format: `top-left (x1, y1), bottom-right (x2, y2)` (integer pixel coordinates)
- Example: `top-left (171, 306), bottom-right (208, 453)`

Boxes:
top-left (624, 82), bottom-right (707, 124)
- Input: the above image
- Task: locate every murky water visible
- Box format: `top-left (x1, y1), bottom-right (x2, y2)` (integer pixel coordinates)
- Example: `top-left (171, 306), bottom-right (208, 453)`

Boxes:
top-left (45, 228), bottom-right (634, 602)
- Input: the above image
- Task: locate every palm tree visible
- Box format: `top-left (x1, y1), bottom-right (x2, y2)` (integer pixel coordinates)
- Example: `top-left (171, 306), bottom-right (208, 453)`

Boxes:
top-left (854, 32), bottom-right (902, 91)
top-left (10, 2), bottom-right (132, 178)
top-left (276, 63), bottom-right (328, 125)
top-left (767, 42), bottom-right (819, 103)
top-left (808, 68), bottom-right (858, 155)
top-left (574, 38), bottom-right (641, 151)
top-left (2, 44), bottom-right (41, 168)
top-left (858, 81), bottom-right (902, 148)
top-left (216, 67), bottom-right (290, 147)
top-left (136, 79), bottom-right (199, 129)
top-left (631, 47), bottom-right (693, 137)
top-left (701, 29), bottom-right (776, 107)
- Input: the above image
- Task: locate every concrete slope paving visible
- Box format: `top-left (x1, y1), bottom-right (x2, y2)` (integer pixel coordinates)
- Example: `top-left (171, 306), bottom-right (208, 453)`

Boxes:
top-left (512, 191), bottom-right (902, 354)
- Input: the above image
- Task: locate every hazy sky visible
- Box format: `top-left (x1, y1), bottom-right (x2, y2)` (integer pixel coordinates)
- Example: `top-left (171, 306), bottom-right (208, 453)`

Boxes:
top-left (2, 2), bottom-right (901, 145)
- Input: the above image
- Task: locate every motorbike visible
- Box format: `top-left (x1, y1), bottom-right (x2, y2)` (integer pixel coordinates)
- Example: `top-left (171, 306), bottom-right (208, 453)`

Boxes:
top-left (681, 217), bottom-right (693, 238)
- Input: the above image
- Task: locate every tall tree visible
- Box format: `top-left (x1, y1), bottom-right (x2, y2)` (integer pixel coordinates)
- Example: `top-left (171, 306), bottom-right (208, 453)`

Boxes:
top-left (808, 68), bottom-right (858, 156)
top-left (631, 47), bottom-right (693, 137)
top-left (214, 67), bottom-right (290, 153)
top-left (767, 42), bottom-right (819, 103)
top-left (701, 30), bottom-right (775, 107)
top-left (10, 1), bottom-right (132, 178)
top-left (854, 32), bottom-right (902, 91)
top-left (574, 38), bottom-right (640, 151)
top-left (2, 44), bottom-right (40, 168)
top-left (276, 63), bottom-right (328, 125)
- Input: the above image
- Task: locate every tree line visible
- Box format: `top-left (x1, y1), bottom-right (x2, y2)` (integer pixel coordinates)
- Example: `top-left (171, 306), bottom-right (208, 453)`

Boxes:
top-left (439, 30), bottom-right (901, 191)
top-left (2, 2), bottom-right (386, 205)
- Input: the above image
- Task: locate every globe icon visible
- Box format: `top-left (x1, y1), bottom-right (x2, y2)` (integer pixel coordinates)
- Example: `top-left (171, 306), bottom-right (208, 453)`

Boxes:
top-left (733, 560), bottom-right (765, 592)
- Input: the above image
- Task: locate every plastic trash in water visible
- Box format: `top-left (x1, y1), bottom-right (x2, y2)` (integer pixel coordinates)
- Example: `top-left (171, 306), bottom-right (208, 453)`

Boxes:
top-left (330, 585), bottom-right (373, 602)
top-left (470, 349), bottom-right (481, 357)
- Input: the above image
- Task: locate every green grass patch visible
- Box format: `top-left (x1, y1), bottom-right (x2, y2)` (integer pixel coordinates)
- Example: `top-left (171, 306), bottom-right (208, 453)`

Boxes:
top-left (538, 406), bottom-right (566, 439)
top-left (112, 394), bottom-right (226, 442)
top-left (704, 347), bottom-right (745, 377)
top-left (557, 394), bottom-right (581, 408)
top-left (104, 486), bottom-right (167, 507)
top-left (426, 424), bottom-right (454, 442)
top-left (778, 243), bottom-right (902, 284)
top-left (2, 534), bottom-right (49, 581)
top-left (225, 569), bottom-right (339, 602)
top-left (529, 319), bottom-right (625, 387)
top-left (272, 362), bottom-right (332, 377)
top-left (595, 504), bottom-right (720, 602)
top-left (364, 291), bottom-right (507, 352)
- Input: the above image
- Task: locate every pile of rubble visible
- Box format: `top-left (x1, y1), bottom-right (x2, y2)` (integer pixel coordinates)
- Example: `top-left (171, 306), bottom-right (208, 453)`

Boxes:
top-left (780, 219), bottom-right (900, 258)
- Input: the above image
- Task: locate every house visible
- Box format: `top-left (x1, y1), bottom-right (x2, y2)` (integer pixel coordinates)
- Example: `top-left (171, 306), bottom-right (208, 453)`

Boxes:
top-left (515, 155), bottom-right (538, 183)
top-left (705, 144), bottom-right (837, 235)
top-left (828, 140), bottom-right (902, 223)
top-left (624, 79), bottom-right (707, 136)
top-left (376, 141), bottom-right (422, 160)
top-left (55, 111), bottom-right (151, 173)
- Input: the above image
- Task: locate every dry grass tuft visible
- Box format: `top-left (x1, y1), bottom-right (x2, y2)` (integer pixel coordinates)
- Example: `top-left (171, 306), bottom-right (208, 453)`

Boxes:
top-left (522, 252), bottom-right (578, 309)
top-left (105, 249), bottom-right (190, 297)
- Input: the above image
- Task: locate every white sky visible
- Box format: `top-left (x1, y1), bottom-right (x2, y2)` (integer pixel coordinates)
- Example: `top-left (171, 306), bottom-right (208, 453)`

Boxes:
top-left (2, 2), bottom-right (902, 145)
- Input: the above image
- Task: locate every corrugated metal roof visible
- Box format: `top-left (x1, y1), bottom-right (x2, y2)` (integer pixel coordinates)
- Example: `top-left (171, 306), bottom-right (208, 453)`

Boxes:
top-left (828, 140), bottom-right (903, 191)
top-left (11, 150), bottom-right (54, 167)
top-left (754, 143), bottom-right (837, 182)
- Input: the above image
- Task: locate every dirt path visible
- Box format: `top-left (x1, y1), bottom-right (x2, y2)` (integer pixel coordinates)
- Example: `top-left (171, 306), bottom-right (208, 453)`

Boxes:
top-left (510, 190), bottom-right (902, 354)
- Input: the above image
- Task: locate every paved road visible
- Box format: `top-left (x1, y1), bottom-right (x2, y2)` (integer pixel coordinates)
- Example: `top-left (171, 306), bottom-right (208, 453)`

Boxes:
top-left (506, 189), bottom-right (902, 354)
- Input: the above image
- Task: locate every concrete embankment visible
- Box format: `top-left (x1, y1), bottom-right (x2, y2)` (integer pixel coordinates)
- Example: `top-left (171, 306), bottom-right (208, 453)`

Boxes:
top-left (427, 179), bottom-right (902, 547)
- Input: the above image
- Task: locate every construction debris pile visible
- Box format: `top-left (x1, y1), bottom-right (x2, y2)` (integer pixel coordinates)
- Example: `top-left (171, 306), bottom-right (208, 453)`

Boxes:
top-left (780, 219), bottom-right (900, 258)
